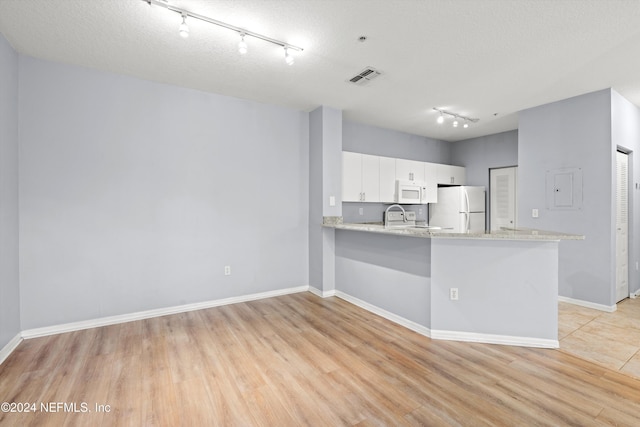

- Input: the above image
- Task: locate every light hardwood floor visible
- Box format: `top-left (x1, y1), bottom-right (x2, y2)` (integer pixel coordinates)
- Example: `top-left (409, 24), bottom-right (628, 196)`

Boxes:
top-left (2, 292), bottom-right (640, 426)
top-left (559, 297), bottom-right (640, 379)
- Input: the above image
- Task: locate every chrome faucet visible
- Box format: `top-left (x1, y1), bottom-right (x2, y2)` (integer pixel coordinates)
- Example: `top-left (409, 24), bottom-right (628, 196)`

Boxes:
top-left (385, 204), bottom-right (407, 223)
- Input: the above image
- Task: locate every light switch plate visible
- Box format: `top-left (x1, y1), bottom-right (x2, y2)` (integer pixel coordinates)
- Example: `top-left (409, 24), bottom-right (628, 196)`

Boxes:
top-left (329, 196), bottom-right (335, 206)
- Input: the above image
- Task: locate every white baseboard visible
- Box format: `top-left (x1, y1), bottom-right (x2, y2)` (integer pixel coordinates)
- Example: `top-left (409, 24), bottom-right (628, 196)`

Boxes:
top-left (308, 286), bottom-right (336, 298)
top-left (0, 333), bottom-right (23, 366)
top-left (333, 291), bottom-right (432, 338)
top-left (334, 291), bottom-right (558, 349)
top-left (21, 285), bottom-right (309, 340)
top-left (558, 296), bottom-right (617, 312)
top-left (430, 329), bottom-right (559, 349)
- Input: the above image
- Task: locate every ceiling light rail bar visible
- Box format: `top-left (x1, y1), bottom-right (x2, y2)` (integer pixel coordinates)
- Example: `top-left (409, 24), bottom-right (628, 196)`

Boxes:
top-left (433, 107), bottom-right (479, 123)
top-left (144, 0), bottom-right (304, 51)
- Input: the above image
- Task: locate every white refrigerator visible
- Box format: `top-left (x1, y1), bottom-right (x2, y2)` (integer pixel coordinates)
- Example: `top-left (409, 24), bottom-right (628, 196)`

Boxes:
top-left (429, 186), bottom-right (486, 233)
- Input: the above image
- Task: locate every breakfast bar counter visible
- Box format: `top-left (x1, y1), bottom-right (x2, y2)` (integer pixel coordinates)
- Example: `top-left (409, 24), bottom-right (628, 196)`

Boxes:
top-left (323, 217), bottom-right (584, 348)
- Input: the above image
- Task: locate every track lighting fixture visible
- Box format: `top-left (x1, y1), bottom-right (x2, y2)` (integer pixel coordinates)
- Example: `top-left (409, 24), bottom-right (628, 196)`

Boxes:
top-left (432, 108), bottom-right (479, 129)
top-left (238, 33), bottom-right (248, 54)
top-left (284, 47), bottom-right (295, 65)
top-left (143, 0), bottom-right (303, 62)
top-left (179, 13), bottom-right (189, 38)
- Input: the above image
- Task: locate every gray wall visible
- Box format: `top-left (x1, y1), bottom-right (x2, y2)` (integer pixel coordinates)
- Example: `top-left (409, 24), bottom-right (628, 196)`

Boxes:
top-left (18, 56), bottom-right (310, 329)
top-left (343, 120), bottom-right (451, 163)
top-left (611, 90), bottom-right (640, 296)
top-left (518, 89), bottom-right (614, 306)
top-left (450, 130), bottom-right (518, 187)
top-left (431, 239), bottom-right (558, 340)
top-left (309, 106), bottom-right (342, 292)
top-left (0, 35), bottom-right (20, 349)
top-left (335, 230), bottom-right (431, 327)
top-left (450, 130), bottom-right (518, 229)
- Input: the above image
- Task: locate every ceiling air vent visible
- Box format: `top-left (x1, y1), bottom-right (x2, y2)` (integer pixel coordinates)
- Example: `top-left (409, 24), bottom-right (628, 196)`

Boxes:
top-left (348, 67), bottom-right (382, 86)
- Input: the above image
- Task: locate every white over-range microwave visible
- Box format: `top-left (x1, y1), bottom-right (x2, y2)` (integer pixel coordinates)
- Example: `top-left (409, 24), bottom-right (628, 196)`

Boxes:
top-left (395, 180), bottom-right (428, 204)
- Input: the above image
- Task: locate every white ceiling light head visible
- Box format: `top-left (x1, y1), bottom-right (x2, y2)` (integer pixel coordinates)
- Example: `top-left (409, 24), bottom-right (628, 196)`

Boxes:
top-left (437, 112), bottom-right (444, 124)
top-left (179, 13), bottom-right (189, 38)
top-left (463, 119), bottom-right (469, 128)
top-left (452, 116), bottom-right (459, 127)
top-left (238, 33), bottom-right (248, 54)
top-left (284, 47), bottom-right (294, 65)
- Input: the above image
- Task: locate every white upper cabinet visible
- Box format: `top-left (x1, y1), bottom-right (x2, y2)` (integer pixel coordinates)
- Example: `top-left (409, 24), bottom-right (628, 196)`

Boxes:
top-left (361, 154), bottom-right (380, 202)
top-left (342, 152), bottom-right (380, 202)
top-left (423, 162), bottom-right (438, 203)
top-left (343, 151), bottom-right (466, 203)
top-left (436, 164), bottom-right (466, 185)
top-left (379, 156), bottom-right (396, 203)
top-left (396, 159), bottom-right (425, 182)
top-left (342, 151), bottom-right (362, 202)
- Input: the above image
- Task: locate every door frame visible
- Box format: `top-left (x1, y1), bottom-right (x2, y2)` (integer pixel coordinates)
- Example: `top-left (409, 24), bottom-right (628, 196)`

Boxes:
top-left (488, 166), bottom-right (518, 232)
top-left (615, 147), bottom-right (633, 302)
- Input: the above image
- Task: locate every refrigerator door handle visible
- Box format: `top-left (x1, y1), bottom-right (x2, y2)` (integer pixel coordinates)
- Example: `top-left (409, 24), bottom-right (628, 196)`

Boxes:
top-left (463, 189), bottom-right (470, 232)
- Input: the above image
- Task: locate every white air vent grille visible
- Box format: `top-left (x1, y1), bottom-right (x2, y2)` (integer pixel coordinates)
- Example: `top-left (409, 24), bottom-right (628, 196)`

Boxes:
top-left (348, 67), bottom-right (382, 86)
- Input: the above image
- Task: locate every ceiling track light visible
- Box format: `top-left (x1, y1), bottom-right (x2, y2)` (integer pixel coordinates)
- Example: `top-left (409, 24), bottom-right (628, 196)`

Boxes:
top-left (179, 13), bottom-right (189, 38)
top-left (284, 47), bottom-right (295, 65)
top-left (238, 33), bottom-right (248, 55)
top-left (432, 108), bottom-right (479, 128)
top-left (144, 0), bottom-right (303, 56)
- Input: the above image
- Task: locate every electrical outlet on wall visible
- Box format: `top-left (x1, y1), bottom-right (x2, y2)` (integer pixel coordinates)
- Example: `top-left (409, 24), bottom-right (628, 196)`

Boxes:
top-left (450, 288), bottom-right (459, 300)
top-left (224, 266), bottom-right (231, 276)
top-left (532, 208), bottom-right (539, 218)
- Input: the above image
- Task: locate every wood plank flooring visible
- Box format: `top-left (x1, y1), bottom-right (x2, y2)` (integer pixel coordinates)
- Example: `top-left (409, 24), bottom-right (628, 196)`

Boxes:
top-left (1, 292), bottom-right (640, 426)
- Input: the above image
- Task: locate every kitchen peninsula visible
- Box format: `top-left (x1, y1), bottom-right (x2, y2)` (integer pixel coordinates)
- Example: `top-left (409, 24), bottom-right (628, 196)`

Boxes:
top-left (323, 217), bottom-right (583, 348)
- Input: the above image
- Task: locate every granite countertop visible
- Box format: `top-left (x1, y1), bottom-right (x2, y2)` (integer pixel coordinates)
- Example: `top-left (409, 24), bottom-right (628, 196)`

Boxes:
top-left (322, 217), bottom-right (584, 241)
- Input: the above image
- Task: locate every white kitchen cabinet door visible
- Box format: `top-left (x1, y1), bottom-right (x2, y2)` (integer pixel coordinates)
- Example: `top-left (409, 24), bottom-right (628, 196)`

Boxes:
top-left (396, 159), bottom-right (425, 182)
top-left (436, 164), bottom-right (466, 185)
top-left (423, 162), bottom-right (438, 203)
top-left (342, 151), bottom-right (363, 202)
top-left (379, 156), bottom-right (396, 203)
top-left (361, 154), bottom-right (380, 202)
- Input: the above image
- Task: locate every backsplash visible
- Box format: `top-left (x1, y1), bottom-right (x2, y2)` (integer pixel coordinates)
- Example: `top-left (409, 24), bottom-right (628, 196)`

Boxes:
top-left (342, 202), bottom-right (429, 223)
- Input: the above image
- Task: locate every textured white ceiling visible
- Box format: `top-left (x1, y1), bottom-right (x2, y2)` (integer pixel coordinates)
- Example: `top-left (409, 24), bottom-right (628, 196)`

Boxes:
top-left (2, 0), bottom-right (640, 141)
